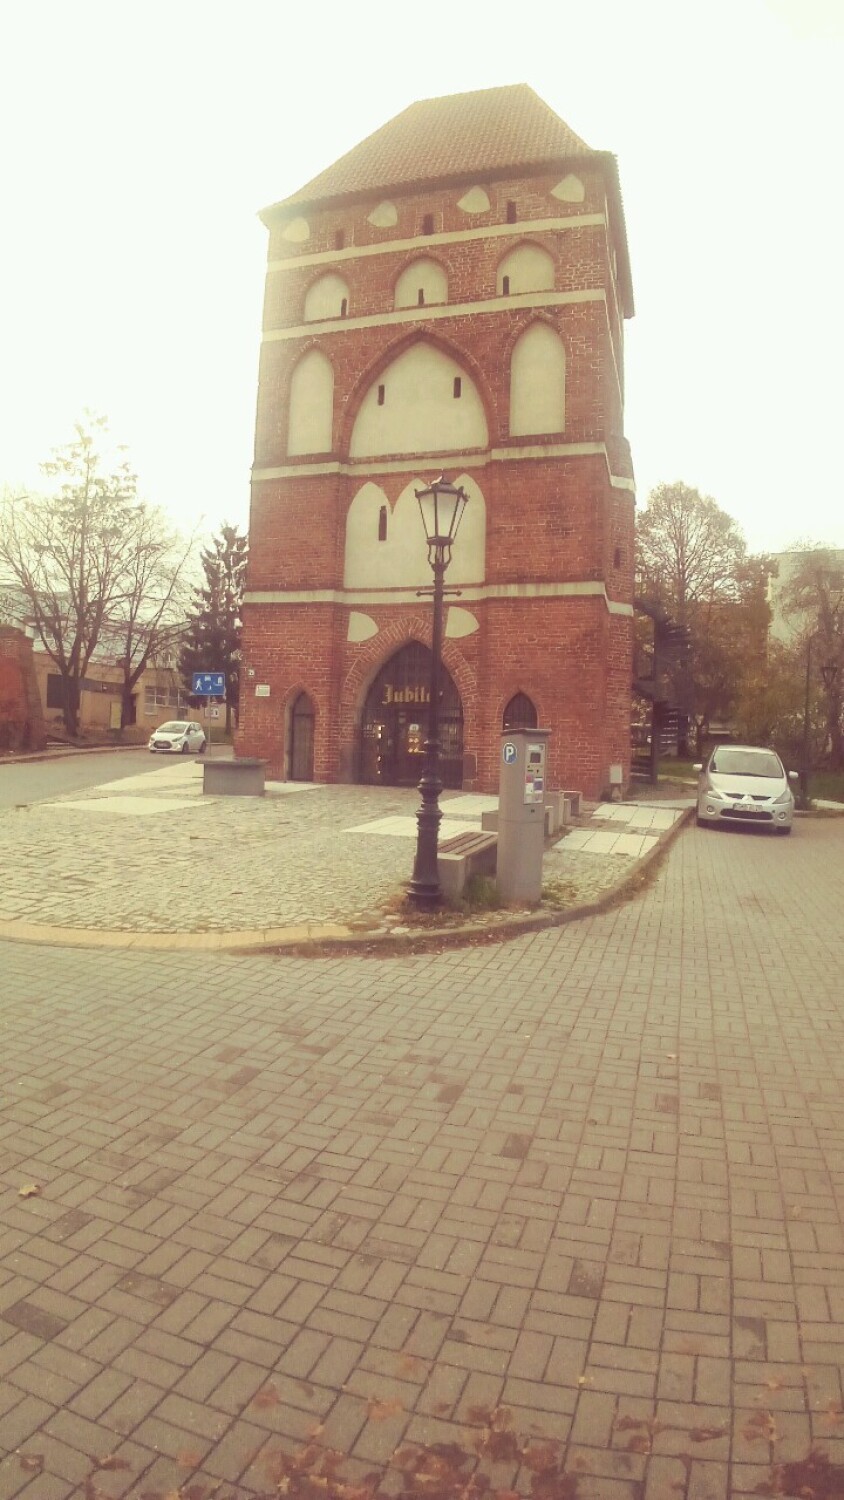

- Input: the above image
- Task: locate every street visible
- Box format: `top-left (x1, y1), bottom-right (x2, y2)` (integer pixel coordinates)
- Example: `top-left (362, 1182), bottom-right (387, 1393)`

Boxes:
top-left (0, 750), bottom-right (175, 810)
top-left (1, 817), bottom-right (844, 1498)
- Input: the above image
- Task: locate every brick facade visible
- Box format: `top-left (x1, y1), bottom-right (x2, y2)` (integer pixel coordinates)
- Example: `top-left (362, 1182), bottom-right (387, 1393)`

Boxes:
top-left (238, 89), bottom-right (635, 798)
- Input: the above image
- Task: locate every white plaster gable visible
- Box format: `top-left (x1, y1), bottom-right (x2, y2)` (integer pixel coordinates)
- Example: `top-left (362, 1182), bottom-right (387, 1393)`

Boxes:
top-left (394, 258), bottom-right (448, 310)
top-left (347, 611), bottom-right (378, 642)
top-left (368, 201), bottom-right (398, 227)
top-left (551, 175), bottom-right (585, 203)
top-left (509, 322), bottom-right (566, 437)
top-left (304, 273), bottom-right (350, 321)
top-left (343, 473), bottom-right (486, 590)
top-left (445, 607), bottom-right (479, 638)
top-left (497, 243), bottom-right (555, 296)
top-left (288, 349), bottom-right (333, 455)
top-left (349, 343), bottom-right (488, 459)
top-left (281, 217), bottom-right (310, 242)
top-left (457, 186), bottom-right (491, 214)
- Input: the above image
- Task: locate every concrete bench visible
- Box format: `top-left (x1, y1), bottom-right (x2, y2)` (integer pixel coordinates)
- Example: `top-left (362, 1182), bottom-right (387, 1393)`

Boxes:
top-left (437, 829), bottom-right (498, 899)
top-left (203, 758), bottom-right (267, 797)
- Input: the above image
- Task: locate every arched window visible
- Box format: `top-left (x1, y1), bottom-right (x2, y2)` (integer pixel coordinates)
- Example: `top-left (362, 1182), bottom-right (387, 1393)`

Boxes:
top-left (509, 323), bottom-right (565, 437)
top-left (288, 350), bottom-right (333, 455)
top-left (289, 692), bottom-right (315, 781)
top-left (304, 273), bottom-right (350, 322)
top-left (395, 258), bottom-right (447, 310)
top-left (503, 693), bottom-right (538, 730)
top-left (496, 243), bottom-right (555, 296)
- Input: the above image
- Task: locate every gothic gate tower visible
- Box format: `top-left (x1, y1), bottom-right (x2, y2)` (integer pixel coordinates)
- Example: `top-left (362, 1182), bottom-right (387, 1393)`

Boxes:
top-left (238, 85), bottom-right (635, 797)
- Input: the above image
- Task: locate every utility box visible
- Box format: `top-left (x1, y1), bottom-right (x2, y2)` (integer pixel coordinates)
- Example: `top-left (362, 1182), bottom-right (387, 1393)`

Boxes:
top-left (497, 728), bottom-right (551, 904)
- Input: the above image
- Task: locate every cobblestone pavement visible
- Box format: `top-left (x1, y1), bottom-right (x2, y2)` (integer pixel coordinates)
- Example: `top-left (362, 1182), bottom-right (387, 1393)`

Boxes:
top-left (1, 817), bottom-right (844, 1497)
top-left (0, 766), bottom-right (649, 935)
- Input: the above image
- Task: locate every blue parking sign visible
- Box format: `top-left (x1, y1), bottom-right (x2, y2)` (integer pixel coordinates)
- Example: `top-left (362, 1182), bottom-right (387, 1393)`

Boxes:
top-left (192, 672), bottom-right (225, 695)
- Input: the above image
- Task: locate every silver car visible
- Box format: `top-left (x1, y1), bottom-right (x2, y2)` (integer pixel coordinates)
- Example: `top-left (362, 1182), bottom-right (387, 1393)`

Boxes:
top-left (148, 720), bottom-right (207, 755)
top-left (694, 745), bottom-right (796, 835)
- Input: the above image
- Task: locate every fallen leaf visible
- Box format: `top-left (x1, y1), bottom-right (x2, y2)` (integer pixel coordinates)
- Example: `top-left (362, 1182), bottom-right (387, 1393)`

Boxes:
top-left (252, 1383), bottom-right (281, 1409)
top-left (176, 1450), bottom-right (204, 1470)
top-left (19, 1455), bottom-right (44, 1474)
top-left (577, 1374), bottom-right (594, 1386)
top-left (689, 1425), bottom-right (727, 1442)
top-left (18, 1183), bottom-right (41, 1198)
top-left (93, 1455), bottom-right (131, 1471)
top-left (366, 1397), bottom-right (403, 1421)
top-left (626, 1434), bottom-right (652, 1454)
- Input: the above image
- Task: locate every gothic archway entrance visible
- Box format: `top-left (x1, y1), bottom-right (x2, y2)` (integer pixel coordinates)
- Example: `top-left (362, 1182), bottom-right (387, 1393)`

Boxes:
top-left (359, 642), bottom-right (463, 788)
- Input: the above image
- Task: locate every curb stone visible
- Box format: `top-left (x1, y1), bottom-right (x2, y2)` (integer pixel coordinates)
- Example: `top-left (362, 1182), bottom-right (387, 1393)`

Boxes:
top-left (0, 807), bottom-right (693, 956)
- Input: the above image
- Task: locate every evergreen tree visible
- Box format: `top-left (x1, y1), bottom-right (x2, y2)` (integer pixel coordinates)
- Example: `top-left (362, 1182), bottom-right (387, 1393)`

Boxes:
top-left (179, 524), bottom-right (248, 733)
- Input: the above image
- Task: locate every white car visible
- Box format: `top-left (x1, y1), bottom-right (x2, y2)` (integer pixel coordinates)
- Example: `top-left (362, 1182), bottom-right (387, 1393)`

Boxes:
top-left (148, 721), bottom-right (207, 755)
top-left (694, 745), bottom-right (796, 835)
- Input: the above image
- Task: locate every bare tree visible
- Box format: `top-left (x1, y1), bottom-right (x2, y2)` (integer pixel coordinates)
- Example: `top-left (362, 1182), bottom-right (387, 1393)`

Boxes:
top-left (0, 417), bottom-right (139, 736)
top-left (0, 416), bottom-right (199, 739)
top-left (108, 505), bottom-right (198, 731)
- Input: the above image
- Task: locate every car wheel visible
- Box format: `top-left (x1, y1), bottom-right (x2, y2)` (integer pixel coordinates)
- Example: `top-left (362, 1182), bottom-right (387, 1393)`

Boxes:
top-left (198, 742), bottom-right (207, 755)
top-left (180, 742), bottom-right (189, 754)
top-left (695, 814), bottom-right (710, 828)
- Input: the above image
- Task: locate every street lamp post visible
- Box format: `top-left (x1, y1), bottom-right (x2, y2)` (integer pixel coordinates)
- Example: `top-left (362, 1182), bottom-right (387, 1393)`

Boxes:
top-left (799, 634), bottom-right (813, 807)
top-left (407, 474), bottom-right (469, 909)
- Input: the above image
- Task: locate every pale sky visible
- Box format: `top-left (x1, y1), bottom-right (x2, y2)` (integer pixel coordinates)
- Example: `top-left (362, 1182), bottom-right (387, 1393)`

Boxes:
top-left (1, 0), bottom-right (842, 555)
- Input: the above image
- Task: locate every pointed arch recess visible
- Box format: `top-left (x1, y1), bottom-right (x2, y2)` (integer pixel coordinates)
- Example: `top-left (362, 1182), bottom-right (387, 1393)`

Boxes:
top-left (509, 322), bottom-right (566, 437)
top-left (288, 347), bottom-right (334, 455)
top-left (339, 615), bottom-right (479, 754)
top-left (339, 329), bottom-right (495, 459)
top-left (348, 337), bottom-right (489, 459)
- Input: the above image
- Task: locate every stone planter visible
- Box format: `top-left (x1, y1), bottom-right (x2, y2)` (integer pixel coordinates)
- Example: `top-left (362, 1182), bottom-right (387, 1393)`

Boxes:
top-left (203, 758), bottom-right (267, 797)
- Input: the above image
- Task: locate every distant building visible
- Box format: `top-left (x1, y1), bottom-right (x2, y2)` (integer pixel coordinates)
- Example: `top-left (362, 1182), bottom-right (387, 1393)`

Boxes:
top-left (238, 85), bottom-right (636, 797)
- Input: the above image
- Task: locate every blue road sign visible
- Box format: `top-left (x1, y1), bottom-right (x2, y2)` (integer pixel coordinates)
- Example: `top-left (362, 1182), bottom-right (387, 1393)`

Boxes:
top-left (502, 741), bottom-right (517, 765)
top-left (192, 672), bottom-right (225, 696)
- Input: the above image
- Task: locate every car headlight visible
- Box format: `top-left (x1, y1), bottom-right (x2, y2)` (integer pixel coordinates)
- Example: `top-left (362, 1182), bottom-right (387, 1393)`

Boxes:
top-left (773, 789), bottom-right (792, 804)
top-left (703, 786), bottom-right (725, 800)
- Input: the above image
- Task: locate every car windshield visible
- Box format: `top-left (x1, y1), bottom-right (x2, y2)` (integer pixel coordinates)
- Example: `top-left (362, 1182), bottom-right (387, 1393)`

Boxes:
top-left (159, 722), bottom-right (188, 734)
top-left (710, 749), bottom-right (783, 778)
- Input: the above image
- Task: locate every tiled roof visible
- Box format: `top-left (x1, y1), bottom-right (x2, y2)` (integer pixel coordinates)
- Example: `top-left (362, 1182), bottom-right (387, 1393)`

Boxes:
top-left (270, 85), bottom-right (597, 210)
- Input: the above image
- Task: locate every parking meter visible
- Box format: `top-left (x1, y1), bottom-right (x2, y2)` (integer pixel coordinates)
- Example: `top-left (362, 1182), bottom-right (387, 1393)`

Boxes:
top-left (497, 728), bottom-right (550, 903)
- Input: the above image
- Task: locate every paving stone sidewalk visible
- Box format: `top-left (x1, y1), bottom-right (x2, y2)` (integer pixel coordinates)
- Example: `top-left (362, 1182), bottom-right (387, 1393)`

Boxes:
top-left (0, 762), bottom-right (687, 941)
top-left (1, 816), bottom-right (843, 1498)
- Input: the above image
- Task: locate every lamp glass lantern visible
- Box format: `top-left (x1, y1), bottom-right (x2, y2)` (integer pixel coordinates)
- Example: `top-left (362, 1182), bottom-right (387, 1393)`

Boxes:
top-left (416, 475), bottom-right (468, 568)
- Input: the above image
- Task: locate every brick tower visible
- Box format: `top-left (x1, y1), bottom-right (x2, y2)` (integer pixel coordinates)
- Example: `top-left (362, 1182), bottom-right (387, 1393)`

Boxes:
top-left (238, 84), bottom-right (635, 798)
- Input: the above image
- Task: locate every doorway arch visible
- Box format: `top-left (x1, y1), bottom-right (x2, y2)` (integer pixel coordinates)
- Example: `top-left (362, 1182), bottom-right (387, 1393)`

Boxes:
top-left (288, 692), bottom-right (315, 781)
top-left (359, 642), bottom-right (463, 788)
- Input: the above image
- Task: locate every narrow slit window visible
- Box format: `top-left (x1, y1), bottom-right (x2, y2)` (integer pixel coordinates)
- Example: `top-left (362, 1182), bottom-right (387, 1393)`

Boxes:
top-left (422, 213), bottom-right (434, 235)
top-left (506, 200), bottom-right (517, 223)
top-left (335, 229), bottom-right (345, 250)
top-left (417, 288), bottom-right (425, 306)
top-left (453, 377), bottom-right (462, 399)
top-left (340, 297), bottom-right (348, 317)
top-left (378, 506), bottom-right (388, 542)
top-left (377, 384), bottom-right (385, 406)
top-left (502, 275), bottom-right (510, 296)
top-left (614, 546), bottom-right (622, 568)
